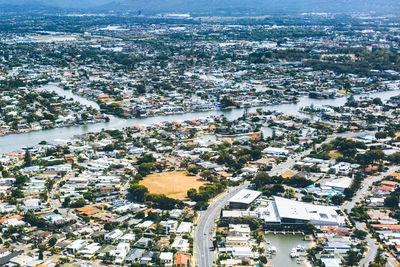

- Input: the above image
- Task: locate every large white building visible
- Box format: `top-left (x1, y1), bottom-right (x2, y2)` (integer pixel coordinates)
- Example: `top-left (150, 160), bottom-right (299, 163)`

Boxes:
top-left (262, 147), bottom-right (290, 156)
top-left (261, 196), bottom-right (345, 227)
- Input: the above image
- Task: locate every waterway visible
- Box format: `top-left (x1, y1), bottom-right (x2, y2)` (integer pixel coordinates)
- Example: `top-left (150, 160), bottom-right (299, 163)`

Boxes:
top-left (265, 233), bottom-right (312, 267)
top-left (0, 84), bottom-right (399, 154)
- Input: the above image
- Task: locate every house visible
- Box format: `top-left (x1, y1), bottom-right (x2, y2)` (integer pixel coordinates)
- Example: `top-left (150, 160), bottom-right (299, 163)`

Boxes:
top-left (229, 224), bottom-right (251, 237)
top-left (170, 209), bottom-right (183, 219)
top-left (171, 238), bottom-right (190, 252)
top-left (125, 248), bottom-right (145, 264)
top-left (104, 229), bottom-right (123, 240)
top-left (22, 199), bottom-right (41, 211)
top-left (324, 236), bottom-right (354, 254)
top-left (175, 253), bottom-right (190, 267)
top-left (120, 233), bottom-right (135, 243)
top-left (160, 220), bottom-right (178, 234)
top-left (78, 242), bottom-right (101, 259)
top-left (135, 237), bottom-right (152, 247)
top-left (225, 236), bottom-right (249, 246)
top-left (176, 222), bottom-right (193, 235)
top-left (140, 251), bottom-right (159, 265)
top-left (66, 239), bottom-right (89, 254)
top-left (159, 252), bottom-right (174, 266)
top-left (110, 242), bottom-right (131, 264)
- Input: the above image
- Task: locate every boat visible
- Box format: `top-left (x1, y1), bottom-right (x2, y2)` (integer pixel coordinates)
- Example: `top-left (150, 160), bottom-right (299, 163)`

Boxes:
top-left (290, 248), bottom-right (298, 258)
top-left (296, 244), bottom-right (305, 251)
top-left (270, 246), bottom-right (277, 254)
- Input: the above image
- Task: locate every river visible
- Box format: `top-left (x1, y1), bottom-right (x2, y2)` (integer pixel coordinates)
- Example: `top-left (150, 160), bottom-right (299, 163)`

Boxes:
top-left (0, 84), bottom-right (398, 154)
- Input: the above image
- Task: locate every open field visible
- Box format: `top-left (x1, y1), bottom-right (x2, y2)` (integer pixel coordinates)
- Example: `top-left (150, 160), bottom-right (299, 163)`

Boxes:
top-left (140, 171), bottom-right (207, 200)
top-left (281, 171), bottom-right (296, 178)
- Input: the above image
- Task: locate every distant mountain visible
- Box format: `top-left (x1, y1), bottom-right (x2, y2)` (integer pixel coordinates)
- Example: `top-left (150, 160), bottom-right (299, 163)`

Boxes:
top-left (0, 0), bottom-right (110, 9)
top-left (1, 0), bottom-right (400, 15)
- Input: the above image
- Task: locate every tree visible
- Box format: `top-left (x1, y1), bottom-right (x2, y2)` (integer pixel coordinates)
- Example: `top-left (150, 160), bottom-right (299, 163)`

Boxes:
top-left (220, 96), bottom-right (235, 108)
top-left (347, 249), bottom-right (360, 266)
top-left (371, 248), bottom-right (388, 267)
top-left (24, 149), bottom-right (32, 167)
top-left (200, 170), bottom-right (212, 180)
top-left (353, 229), bottom-right (367, 240)
top-left (375, 131), bottom-right (387, 139)
top-left (70, 198), bottom-right (87, 208)
top-left (331, 194), bottom-right (345, 205)
top-left (103, 252), bottom-right (116, 264)
top-left (301, 195), bottom-right (314, 203)
top-left (128, 184), bottom-right (148, 202)
top-left (188, 166), bottom-right (199, 175)
top-left (384, 195), bottom-right (399, 208)
top-left (137, 162), bottom-right (154, 176)
top-left (187, 188), bottom-right (197, 200)
top-left (372, 97), bottom-right (383, 106)
top-left (136, 84), bottom-right (146, 95)
top-left (48, 237), bottom-right (57, 247)
top-left (137, 153), bottom-right (156, 164)
top-left (194, 201), bottom-right (209, 210)
top-left (271, 184), bottom-right (285, 195)
top-left (11, 188), bottom-right (24, 199)
top-left (24, 212), bottom-right (48, 228)
top-left (388, 152), bottom-right (400, 164)
top-left (62, 196), bottom-right (71, 208)
top-left (147, 194), bottom-right (178, 210)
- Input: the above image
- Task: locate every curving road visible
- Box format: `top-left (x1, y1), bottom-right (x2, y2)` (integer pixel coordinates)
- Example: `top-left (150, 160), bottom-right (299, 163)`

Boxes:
top-left (343, 166), bottom-right (399, 267)
top-left (194, 182), bottom-right (250, 267)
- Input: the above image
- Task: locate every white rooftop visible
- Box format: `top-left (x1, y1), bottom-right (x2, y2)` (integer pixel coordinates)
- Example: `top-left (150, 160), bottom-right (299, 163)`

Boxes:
top-left (229, 189), bottom-right (262, 205)
top-left (274, 196), bottom-right (345, 226)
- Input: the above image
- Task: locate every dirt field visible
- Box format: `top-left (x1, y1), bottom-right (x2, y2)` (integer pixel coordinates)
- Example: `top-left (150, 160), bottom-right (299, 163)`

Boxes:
top-left (140, 171), bottom-right (207, 200)
top-left (281, 171), bottom-right (296, 178)
top-left (329, 150), bottom-right (342, 160)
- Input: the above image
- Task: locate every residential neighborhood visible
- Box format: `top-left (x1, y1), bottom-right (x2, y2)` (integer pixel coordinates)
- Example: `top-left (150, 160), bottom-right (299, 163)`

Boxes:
top-left (0, 5), bottom-right (400, 267)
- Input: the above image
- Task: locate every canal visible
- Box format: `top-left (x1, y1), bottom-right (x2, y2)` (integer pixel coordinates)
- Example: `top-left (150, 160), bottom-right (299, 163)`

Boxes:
top-left (0, 84), bottom-right (398, 154)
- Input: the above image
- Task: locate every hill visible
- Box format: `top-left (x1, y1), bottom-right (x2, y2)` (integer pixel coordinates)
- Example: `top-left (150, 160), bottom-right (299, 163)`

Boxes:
top-left (0, 0), bottom-right (399, 15)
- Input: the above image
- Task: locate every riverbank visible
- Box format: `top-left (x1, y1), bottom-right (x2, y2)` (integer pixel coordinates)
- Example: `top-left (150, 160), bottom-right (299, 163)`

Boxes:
top-left (0, 84), bottom-right (398, 154)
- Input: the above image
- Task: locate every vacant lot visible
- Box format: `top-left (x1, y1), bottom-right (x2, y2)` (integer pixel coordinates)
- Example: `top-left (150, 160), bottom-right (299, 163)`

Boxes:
top-left (140, 171), bottom-right (207, 200)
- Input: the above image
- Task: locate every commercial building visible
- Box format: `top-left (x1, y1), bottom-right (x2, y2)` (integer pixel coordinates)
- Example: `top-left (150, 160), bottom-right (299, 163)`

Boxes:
top-left (228, 189), bottom-right (262, 209)
top-left (260, 196), bottom-right (345, 228)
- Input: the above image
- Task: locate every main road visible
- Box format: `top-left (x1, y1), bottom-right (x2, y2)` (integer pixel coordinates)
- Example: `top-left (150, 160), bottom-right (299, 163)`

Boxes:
top-left (343, 166), bottom-right (399, 267)
top-left (194, 182), bottom-right (250, 267)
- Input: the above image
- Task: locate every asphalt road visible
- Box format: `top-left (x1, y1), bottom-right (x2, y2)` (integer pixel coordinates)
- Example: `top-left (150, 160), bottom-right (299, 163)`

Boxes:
top-left (344, 166), bottom-right (399, 267)
top-left (343, 166), bottom-right (399, 211)
top-left (194, 182), bottom-right (250, 267)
